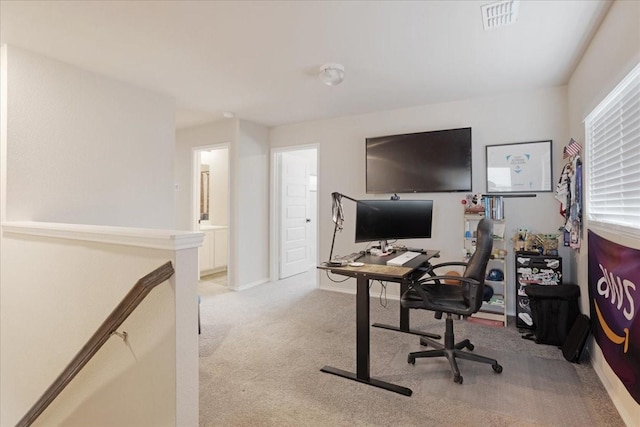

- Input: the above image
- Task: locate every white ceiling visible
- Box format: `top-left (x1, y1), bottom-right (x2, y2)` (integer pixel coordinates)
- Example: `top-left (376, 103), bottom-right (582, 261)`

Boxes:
top-left (0, 0), bottom-right (612, 129)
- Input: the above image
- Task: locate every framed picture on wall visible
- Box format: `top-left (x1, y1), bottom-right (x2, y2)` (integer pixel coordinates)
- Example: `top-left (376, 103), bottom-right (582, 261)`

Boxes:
top-left (486, 140), bottom-right (553, 193)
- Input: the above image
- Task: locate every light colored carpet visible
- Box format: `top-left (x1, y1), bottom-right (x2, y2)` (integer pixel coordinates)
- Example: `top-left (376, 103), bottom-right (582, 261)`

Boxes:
top-left (198, 270), bottom-right (624, 426)
top-left (407, 345), bottom-right (589, 425)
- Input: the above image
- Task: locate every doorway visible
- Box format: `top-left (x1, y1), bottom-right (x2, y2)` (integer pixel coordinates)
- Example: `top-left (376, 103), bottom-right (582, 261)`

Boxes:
top-left (271, 146), bottom-right (318, 281)
top-left (193, 145), bottom-right (230, 287)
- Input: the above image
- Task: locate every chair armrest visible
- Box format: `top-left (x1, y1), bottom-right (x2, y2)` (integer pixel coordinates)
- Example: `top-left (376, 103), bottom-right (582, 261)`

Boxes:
top-left (416, 275), bottom-right (480, 287)
top-left (427, 261), bottom-right (469, 270)
top-left (406, 275), bottom-right (480, 298)
top-left (414, 261), bottom-right (469, 284)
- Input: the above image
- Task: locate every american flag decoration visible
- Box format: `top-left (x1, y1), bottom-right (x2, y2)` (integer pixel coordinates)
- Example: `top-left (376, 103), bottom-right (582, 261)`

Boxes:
top-left (563, 138), bottom-right (582, 159)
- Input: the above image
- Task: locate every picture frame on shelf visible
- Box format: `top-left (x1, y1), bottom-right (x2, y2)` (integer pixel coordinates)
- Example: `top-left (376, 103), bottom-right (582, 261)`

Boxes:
top-left (486, 140), bottom-right (553, 193)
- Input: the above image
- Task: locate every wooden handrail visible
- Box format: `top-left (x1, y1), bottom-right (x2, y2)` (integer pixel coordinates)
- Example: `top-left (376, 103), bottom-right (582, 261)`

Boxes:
top-left (16, 261), bottom-right (175, 427)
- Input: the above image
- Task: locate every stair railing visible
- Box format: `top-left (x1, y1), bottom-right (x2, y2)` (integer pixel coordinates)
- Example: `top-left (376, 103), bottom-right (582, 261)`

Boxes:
top-left (16, 261), bottom-right (175, 427)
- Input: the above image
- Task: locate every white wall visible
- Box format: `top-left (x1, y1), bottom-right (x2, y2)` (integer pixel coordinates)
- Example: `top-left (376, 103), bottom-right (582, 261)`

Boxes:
top-left (270, 86), bottom-right (571, 313)
top-left (235, 120), bottom-right (270, 289)
top-left (0, 223), bottom-right (201, 427)
top-left (567, 1), bottom-right (640, 424)
top-left (0, 45), bottom-right (199, 426)
top-left (1, 45), bottom-right (176, 229)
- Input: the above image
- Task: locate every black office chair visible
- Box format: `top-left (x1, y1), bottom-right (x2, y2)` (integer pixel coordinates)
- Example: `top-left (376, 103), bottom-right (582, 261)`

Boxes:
top-left (400, 217), bottom-right (503, 384)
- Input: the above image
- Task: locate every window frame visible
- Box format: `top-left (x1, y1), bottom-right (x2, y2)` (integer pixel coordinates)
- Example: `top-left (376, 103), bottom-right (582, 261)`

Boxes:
top-left (585, 62), bottom-right (640, 238)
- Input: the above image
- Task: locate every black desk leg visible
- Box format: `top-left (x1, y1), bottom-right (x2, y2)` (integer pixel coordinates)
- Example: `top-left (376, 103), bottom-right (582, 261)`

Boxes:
top-left (372, 282), bottom-right (441, 339)
top-left (321, 276), bottom-right (412, 396)
top-left (356, 274), bottom-right (370, 379)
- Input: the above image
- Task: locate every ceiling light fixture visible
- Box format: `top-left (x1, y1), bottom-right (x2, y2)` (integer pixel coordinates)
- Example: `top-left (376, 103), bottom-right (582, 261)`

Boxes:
top-left (222, 111), bottom-right (235, 119)
top-left (481, 0), bottom-right (520, 30)
top-left (318, 63), bottom-right (345, 86)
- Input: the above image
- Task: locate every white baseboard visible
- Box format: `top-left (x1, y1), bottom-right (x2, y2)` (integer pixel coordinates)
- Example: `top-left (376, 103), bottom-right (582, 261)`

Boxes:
top-left (199, 266), bottom-right (227, 278)
top-left (587, 340), bottom-right (639, 426)
top-left (233, 277), bottom-right (269, 291)
top-left (319, 283), bottom-right (355, 295)
top-left (319, 281), bottom-right (402, 300)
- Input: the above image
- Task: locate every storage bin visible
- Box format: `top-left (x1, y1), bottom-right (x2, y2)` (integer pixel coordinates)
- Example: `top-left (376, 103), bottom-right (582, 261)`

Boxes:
top-left (523, 283), bottom-right (580, 346)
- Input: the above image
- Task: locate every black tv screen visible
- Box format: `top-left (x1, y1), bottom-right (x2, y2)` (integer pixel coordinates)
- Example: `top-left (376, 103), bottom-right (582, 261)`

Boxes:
top-left (366, 127), bottom-right (472, 193)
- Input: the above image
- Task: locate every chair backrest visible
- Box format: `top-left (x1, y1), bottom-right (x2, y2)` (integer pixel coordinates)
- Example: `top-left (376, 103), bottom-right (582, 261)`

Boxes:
top-left (462, 218), bottom-right (493, 310)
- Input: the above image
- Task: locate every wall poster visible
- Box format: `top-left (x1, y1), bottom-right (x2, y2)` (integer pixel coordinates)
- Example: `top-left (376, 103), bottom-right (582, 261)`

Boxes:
top-left (486, 140), bottom-right (552, 193)
top-left (588, 230), bottom-right (640, 404)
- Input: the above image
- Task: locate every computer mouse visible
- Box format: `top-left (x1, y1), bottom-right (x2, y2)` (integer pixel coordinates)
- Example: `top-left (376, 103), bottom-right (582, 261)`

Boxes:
top-left (348, 262), bottom-right (364, 267)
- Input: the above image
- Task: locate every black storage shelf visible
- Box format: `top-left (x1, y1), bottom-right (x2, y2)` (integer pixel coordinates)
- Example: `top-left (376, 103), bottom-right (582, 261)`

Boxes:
top-left (515, 252), bottom-right (562, 329)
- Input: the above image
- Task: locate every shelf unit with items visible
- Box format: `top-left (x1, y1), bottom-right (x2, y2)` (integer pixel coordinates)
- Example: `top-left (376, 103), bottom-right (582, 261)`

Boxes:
top-left (463, 206), bottom-right (508, 326)
top-left (515, 252), bottom-right (562, 329)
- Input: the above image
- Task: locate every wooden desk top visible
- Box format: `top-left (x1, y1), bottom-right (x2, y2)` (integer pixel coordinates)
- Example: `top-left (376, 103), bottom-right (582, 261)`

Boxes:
top-left (318, 250), bottom-right (440, 281)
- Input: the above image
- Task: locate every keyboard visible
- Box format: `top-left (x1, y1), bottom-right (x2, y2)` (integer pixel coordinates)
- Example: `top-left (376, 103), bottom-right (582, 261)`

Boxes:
top-left (386, 251), bottom-right (421, 266)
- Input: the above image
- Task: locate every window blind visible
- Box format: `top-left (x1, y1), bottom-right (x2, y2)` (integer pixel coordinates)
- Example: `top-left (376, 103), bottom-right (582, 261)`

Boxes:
top-left (586, 62), bottom-right (640, 233)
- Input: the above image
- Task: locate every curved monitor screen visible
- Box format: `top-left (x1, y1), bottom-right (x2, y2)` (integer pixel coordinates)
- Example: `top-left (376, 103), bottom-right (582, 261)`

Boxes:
top-left (366, 127), bottom-right (472, 193)
top-left (355, 199), bottom-right (433, 243)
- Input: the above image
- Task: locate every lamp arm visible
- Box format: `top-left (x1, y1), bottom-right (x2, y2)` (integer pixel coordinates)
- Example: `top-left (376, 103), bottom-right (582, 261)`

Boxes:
top-left (328, 218), bottom-right (339, 262)
top-left (333, 192), bottom-right (359, 204)
top-left (332, 192), bottom-right (379, 210)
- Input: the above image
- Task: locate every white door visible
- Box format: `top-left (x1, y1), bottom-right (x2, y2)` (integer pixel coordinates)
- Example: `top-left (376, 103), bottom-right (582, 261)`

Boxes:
top-left (279, 152), bottom-right (309, 279)
top-left (308, 176), bottom-right (318, 267)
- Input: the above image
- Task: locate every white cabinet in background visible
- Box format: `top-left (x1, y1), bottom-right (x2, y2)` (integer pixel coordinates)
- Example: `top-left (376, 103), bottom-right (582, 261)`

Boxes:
top-left (213, 228), bottom-right (228, 269)
top-left (199, 229), bottom-right (215, 272)
top-left (199, 226), bottom-right (228, 276)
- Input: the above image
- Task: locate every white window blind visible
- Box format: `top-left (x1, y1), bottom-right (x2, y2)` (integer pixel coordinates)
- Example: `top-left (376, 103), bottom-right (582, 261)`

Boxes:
top-left (586, 62), bottom-right (640, 234)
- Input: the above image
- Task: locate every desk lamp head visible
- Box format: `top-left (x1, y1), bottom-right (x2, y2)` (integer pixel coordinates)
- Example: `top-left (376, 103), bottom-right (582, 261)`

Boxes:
top-left (331, 192), bottom-right (345, 231)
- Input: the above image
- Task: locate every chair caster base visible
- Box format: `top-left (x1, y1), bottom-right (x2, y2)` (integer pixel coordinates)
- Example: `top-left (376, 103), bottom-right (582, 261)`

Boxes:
top-left (492, 363), bottom-right (503, 373)
top-left (454, 374), bottom-right (463, 384)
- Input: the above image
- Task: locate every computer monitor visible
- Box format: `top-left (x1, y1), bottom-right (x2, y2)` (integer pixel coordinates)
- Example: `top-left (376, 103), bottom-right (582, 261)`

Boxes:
top-left (355, 199), bottom-right (433, 251)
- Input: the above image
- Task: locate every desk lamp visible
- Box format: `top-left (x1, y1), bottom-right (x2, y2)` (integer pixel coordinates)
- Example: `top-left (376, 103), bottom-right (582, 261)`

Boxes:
top-left (329, 192), bottom-right (379, 264)
top-left (329, 192), bottom-right (353, 263)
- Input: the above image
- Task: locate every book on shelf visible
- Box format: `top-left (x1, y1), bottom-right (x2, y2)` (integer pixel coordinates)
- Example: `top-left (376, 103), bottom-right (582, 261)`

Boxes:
top-left (483, 196), bottom-right (505, 220)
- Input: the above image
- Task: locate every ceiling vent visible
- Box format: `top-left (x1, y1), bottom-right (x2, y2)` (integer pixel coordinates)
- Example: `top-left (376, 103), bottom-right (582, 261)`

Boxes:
top-left (481, 0), bottom-right (520, 30)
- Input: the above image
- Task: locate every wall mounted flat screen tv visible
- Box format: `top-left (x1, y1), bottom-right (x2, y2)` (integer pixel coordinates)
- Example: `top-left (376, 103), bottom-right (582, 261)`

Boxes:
top-left (366, 127), bottom-right (472, 193)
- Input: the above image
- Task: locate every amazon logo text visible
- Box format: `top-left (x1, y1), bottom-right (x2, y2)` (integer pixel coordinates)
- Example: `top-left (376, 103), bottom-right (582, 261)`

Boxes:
top-left (597, 264), bottom-right (636, 321)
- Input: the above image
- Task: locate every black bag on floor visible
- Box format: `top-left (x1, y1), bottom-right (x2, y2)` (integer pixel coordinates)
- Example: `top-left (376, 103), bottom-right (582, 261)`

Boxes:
top-left (523, 284), bottom-right (580, 346)
top-left (562, 314), bottom-right (590, 363)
